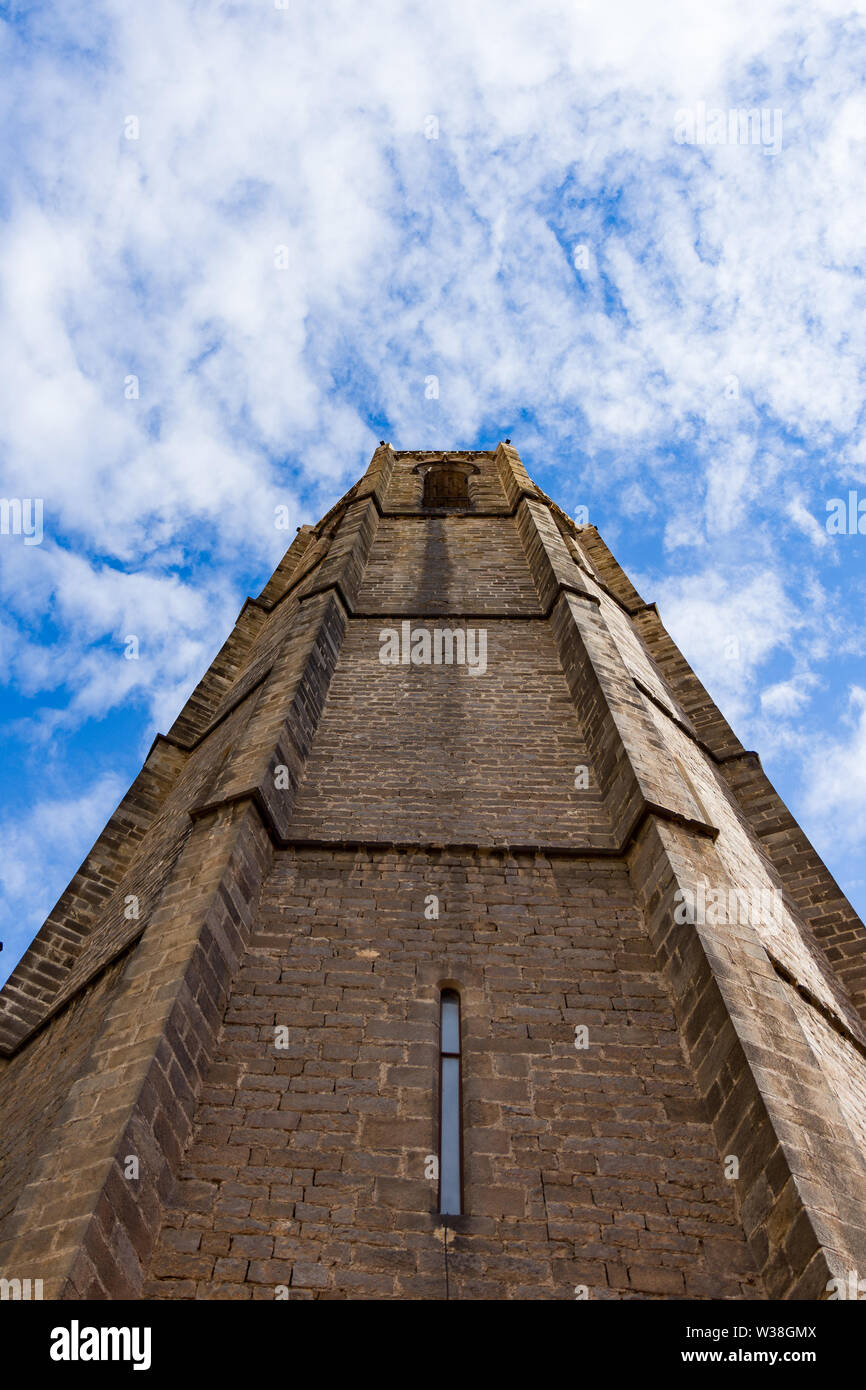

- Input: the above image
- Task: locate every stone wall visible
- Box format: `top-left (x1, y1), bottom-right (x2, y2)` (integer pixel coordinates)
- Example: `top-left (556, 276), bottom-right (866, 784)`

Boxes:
top-left (143, 850), bottom-right (761, 1300)
top-left (1, 442), bottom-right (864, 1301)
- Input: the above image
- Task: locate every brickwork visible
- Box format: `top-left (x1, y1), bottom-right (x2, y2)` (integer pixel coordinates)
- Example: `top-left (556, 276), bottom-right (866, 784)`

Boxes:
top-left (627, 816), bottom-right (866, 1299)
top-left (285, 618), bottom-right (613, 848)
top-left (1, 441), bottom-right (864, 1301)
top-left (144, 850), bottom-right (761, 1300)
top-left (0, 955), bottom-right (127, 1231)
top-left (603, 538), bottom-right (866, 1023)
top-left (383, 451), bottom-right (507, 512)
top-left (0, 741), bottom-right (186, 1053)
top-left (0, 802), bottom-right (273, 1298)
top-left (356, 517), bottom-right (541, 615)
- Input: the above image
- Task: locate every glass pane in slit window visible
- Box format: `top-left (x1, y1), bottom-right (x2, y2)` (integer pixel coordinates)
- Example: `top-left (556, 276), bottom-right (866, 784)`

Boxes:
top-left (441, 994), bottom-right (460, 1054)
top-left (440, 1055), bottom-right (461, 1214)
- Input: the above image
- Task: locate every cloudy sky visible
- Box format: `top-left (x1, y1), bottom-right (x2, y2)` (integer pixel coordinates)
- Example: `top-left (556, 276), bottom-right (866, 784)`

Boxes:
top-left (1, 0), bottom-right (865, 982)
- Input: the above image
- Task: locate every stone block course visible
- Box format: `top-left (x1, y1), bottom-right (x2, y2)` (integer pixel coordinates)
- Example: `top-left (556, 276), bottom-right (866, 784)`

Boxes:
top-left (143, 849), bottom-right (762, 1300)
top-left (1, 444), bottom-right (864, 1301)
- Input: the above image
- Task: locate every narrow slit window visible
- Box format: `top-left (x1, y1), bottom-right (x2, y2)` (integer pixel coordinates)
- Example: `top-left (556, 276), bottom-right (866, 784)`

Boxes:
top-left (438, 989), bottom-right (463, 1215)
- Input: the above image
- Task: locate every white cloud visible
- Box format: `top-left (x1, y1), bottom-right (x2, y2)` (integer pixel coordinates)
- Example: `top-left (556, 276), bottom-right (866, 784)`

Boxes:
top-left (786, 494), bottom-right (831, 550)
top-left (802, 686), bottom-right (866, 853)
top-left (2, 0), bottom-right (866, 960)
top-left (760, 675), bottom-right (818, 717)
top-left (653, 565), bottom-right (810, 724)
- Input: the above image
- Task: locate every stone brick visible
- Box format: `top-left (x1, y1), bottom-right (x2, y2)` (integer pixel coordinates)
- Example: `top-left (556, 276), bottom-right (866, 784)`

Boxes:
top-left (2, 445), bottom-right (865, 1303)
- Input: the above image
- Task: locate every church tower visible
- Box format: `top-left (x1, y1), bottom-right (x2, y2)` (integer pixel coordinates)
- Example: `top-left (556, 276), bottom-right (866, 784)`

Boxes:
top-left (2, 442), bottom-right (866, 1301)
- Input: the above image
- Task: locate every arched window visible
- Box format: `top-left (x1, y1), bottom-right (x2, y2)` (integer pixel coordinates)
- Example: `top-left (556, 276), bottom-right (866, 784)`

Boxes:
top-left (423, 466), bottom-right (470, 509)
top-left (438, 989), bottom-right (463, 1215)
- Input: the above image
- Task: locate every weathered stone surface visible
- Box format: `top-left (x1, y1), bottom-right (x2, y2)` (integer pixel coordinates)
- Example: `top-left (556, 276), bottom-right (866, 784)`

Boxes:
top-left (1, 444), bottom-right (865, 1301)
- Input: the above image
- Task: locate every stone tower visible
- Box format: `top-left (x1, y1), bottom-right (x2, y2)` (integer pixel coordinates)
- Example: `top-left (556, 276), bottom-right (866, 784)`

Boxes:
top-left (2, 443), bottom-right (866, 1302)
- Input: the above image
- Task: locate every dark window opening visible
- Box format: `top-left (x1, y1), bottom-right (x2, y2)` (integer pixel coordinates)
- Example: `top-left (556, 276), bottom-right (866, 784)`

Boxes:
top-left (438, 989), bottom-right (463, 1215)
top-left (423, 466), bottom-right (470, 509)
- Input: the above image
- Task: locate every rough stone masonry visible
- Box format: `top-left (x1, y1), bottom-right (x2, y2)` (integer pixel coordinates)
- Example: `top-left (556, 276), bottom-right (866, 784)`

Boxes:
top-left (1, 443), bottom-right (866, 1301)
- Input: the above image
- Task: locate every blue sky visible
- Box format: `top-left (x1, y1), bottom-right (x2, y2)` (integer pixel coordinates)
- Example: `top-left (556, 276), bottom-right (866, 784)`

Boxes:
top-left (1, 0), bottom-right (865, 984)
